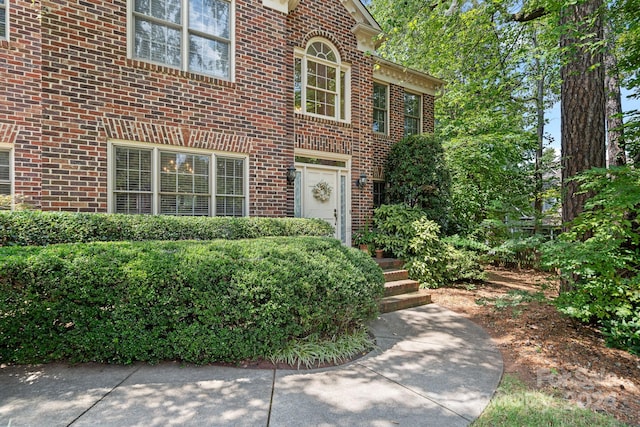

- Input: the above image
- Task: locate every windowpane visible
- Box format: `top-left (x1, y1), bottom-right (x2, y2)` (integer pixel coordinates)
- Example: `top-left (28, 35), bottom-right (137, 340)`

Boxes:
top-left (114, 147), bottom-right (152, 214)
top-left (0, 151), bottom-right (9, 181)
top-left (404, 92), bottom-right (421, 136)
top-left (307, 41), bottom-right (336, 62)
top-left (189, 0), bottom-right (229, 39)
top-left (114, 147), bottom-right (152, 192)
top-left (373, 83), bottom-right (387, 133)
top-left (189, 34), bottom-right (229, 78)
top-left (135, 0), bottom-right (181, 24)
top-left (115, 193), bottom-right (152, 214)
top-left (0, 150), bottom-right (9, 196)
top-left (340, 71), bottom-right (346, 121)
top-left (216, 196), bottom-right (244, 217)
top-left (135, 19), bottom-right (181, 67)
top-left (160, 195), bottom-right (210, 216)
top-left (132, 0), bottom-right (231, 78)
top-left (294, 57), bottom-right (302, 111)
top-left (160, 152), bottom-right (210, 194)
top-left (373, 181), bottom-right (386, 208)
top-left (113, 146), bottom-right (245, 217)
top-left (216, 157), bottom-right (244, 216)
top-left (298, 40), bottom-right (347, 121)
top-left (0, 8), bottom-right (5, 39)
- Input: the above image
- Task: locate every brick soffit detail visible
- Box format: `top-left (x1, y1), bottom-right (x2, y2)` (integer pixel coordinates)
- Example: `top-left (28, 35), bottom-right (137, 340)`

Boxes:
top-left (0, 123), bottom-right (19, 145)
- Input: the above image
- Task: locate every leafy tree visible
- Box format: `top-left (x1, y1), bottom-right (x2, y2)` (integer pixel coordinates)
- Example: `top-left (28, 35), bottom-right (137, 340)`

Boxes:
top-left (369, 0), bottom-right (559, 236)
top-left (445, 134), bottom-right (535, 235)
top-left (384, 134), bottom-right (451, 229)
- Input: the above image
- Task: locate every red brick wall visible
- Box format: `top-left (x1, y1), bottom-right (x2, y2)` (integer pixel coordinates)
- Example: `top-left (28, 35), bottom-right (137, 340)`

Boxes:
top-left (38, 0), bottom-right (293, 213)
top-left (0, 1), bottom-right (42, 207)
top-left (2, 0), bottom-right (436, 223)
top-left (288, 1), bottom-right (376, 228)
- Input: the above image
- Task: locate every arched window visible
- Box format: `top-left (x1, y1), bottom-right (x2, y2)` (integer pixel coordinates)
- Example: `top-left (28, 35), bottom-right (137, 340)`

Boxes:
top-left (294, 39), bottom-right (350, 122)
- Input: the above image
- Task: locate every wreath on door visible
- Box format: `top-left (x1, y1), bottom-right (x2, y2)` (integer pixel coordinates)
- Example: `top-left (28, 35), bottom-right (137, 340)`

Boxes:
top-left (312, 180), bottom-right (332, 202)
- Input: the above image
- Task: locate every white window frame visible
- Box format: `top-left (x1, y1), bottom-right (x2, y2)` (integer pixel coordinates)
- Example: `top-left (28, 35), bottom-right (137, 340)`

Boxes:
top-left (404, 90), bottom-right (422, 137)
top-left (108, 141), bottom-right (248, 216)
top-left (294, 38), bottom-right (351, 123)
top-left (373, 81), bottom-right (389, 135)
top-left (0, 0), bottom-right (8, 41)
top-left (127, 0), bottom-right (235, 81)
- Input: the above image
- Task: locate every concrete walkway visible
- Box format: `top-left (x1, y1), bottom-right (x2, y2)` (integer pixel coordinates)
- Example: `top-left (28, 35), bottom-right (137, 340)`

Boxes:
top-left (0, 305), bottom-right (503, 426)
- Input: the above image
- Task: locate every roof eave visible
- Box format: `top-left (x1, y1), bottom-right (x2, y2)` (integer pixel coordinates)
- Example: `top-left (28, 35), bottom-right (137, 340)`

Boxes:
top-left (373, 57), bottom-right (445, 96)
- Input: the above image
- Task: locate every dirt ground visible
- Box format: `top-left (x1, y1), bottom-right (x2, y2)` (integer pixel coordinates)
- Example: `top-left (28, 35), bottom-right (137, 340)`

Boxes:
top-left (429, 267), bottom-right (640, 426)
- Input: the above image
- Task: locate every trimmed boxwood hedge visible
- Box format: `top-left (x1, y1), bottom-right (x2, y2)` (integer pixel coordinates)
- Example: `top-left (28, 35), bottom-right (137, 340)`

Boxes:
top-left (0, 211), bottom-right (334, 246)
top-left (0, 237), bottom-right (384, 364)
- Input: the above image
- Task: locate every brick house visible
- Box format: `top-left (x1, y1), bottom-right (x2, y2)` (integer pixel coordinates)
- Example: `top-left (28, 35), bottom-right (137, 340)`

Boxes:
top-left (0, 0), bottom-right (442, 244)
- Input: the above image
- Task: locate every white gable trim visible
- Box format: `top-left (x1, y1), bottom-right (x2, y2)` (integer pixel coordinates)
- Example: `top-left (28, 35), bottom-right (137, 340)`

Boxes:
top-left (262, 0), bottom-right (300, 13)
top-left (373, 57), bottom-right (445, 96)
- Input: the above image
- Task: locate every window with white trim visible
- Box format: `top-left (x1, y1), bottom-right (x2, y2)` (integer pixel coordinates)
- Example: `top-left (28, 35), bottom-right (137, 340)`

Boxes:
top-left (0, 0), bottom-right (7, 40)
top-left (0, 149), bottom-right (10, 196)
top-left (294, 39), bottom-right (350, 122)
top-left (112, 144), bottom-right (246, 216)
top-left (373, 82), bottom-right (388, 134)
top-left (131, 0), bottom-right (232, 79)
top-left (404, 91), bottom-right (421, 137)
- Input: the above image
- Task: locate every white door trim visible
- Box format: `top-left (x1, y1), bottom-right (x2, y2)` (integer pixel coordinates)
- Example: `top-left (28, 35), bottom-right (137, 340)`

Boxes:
top-left (294, 150), bottom-right (351, 244)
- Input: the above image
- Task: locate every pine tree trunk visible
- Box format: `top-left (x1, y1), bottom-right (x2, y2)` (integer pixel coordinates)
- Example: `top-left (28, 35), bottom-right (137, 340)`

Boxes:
top-left (560, 0), bottom-right (606, 292)
top-left (560, 0), bottom-right (606, 226)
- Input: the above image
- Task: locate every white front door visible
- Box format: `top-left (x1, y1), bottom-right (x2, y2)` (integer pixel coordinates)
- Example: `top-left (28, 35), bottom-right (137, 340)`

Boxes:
top-left (294, 157), bottom-right (351, 244)
top-left (304, 168), bottom-right (338, 230)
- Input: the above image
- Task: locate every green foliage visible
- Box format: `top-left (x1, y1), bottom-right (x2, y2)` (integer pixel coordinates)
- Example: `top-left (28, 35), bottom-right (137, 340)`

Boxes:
top-left (476, 289), bottom-right (547, 310)
top-left (0, 237), bottom-right (384, 364)
top-left (445, 134), bottom-right (536, 235)
top-left (373, 204), bottom-right (484, 287)
top-left (542, 166), bottom-right (640, 355)
top-left (443, 234), bottom-right (491, 254)
top-left (0, 211), bottom-right (333, 246)
top-left (490, 235), bottom-right (549, 270)
top-left (384, 134), bottom-right (452, 229)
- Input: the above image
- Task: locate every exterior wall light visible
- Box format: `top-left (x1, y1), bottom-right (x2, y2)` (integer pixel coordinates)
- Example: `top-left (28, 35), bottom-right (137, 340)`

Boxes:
top-left (356, 172), bottom-right (367, 189)
top-left (286, 164), bottom-right (297, 184)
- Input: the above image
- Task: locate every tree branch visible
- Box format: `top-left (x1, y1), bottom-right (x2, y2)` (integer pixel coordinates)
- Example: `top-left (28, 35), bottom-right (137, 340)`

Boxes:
top-left (511, 8), bottom-right (548, 22)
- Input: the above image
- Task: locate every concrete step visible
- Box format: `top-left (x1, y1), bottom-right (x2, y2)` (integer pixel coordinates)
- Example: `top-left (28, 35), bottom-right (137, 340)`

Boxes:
top-left (383, 269), bottom-right (409, 282)
top-left (384, 279), bottom-right (420, 297)
top-left (379, 289), bottom-right (432, 314)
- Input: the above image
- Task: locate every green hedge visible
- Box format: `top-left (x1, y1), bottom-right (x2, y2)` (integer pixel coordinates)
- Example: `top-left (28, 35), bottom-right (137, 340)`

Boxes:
top-left (0, 211), bottom-right (334, 246)
top-left (0, 237), bottom-right (384, 364)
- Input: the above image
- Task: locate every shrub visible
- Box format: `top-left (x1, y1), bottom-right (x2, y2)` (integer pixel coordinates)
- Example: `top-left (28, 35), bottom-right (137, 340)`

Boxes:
top-left (384, 134), bottom-right (452, 229)
top-left (542, 166), bottom-right (640, 355)
top-left (373, 204), bottom-right (484, 287)
top-left (0, 211), bottom-right (333, 246)
top-left (0, 237), bottom-right (384, 364)
top-left (489, 235), bottom-right (548, 270)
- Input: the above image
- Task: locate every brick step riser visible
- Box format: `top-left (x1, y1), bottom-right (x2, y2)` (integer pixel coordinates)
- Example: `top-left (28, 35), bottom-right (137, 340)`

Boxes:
top-left (383, 270), bottom-right (409, 282)
top-left (379, 293), bottom-right (432, 314)
top-left (375, 259), bottom-right (404, 270)
top-left (384, 281), bottom-right (420, 297)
